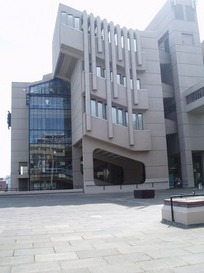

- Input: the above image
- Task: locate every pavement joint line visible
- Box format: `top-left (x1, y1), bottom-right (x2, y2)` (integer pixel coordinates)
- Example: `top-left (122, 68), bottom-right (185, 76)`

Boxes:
top-left (1, 189), bottom-right (204, 272)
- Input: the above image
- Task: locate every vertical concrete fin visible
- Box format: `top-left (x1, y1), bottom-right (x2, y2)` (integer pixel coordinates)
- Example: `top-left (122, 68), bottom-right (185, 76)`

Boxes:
top-left (83, 11), bottom-right (91, 131)
top-left (129, 29), bottom-right (138, 105)
top-left (116, 25), bottom-right (123, 61)
top-left (110, 22), bottom-right (118, 98)
top-left (90, 13), bottom-right (97, 91)
top-left (123, 27), bottom-right (134, 146)
top-left (96, 16), bottom-right (102, 53)
top-left (135, 30), bottom-right (142, 66)
top-left (103, 19), bottom-right (113, 139)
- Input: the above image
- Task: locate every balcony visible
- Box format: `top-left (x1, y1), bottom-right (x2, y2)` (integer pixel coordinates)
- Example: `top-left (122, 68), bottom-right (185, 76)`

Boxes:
top-left (85, 74), bottom-right (149, 110)
top-left (84, 115), bottom-right (152, 151)
top-left (185, 81), bottom-right (204, 113)
top-left (53, 23), bottom-right (83, 79)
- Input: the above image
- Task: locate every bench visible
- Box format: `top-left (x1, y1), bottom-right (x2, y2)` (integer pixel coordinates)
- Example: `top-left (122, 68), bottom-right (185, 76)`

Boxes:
top-left (134, 190), bottom-right (155, 199)
top-left (162, 195), bottom-right (204, 227)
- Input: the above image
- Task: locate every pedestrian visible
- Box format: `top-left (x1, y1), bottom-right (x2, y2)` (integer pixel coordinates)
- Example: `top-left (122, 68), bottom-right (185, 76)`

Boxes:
top-left (175, 176), bottom-right (182, 188)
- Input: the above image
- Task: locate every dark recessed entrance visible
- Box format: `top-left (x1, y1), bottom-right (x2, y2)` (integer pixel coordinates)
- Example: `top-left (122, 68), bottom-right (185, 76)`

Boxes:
top-left (93, 149), bottom-right (145, 186)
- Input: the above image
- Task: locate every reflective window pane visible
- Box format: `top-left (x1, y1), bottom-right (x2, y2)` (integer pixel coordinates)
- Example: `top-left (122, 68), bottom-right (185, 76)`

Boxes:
top-left (118, 109), bottom-right (123, 125)
top-left (61, 12), bottom-right (67, 24)
top-left (68, 14), bottom-right (73, 27)
top-left (138, 113), bottom-right (143, 130)
top-left (133, 113), bottom-right (137, 130)
top-left (28, 78), bottom-right (72, 190)
top-left (74, 17), bottom-right (80, 30)
top-left (98, 102), bottom-right (103, 119)
top-left (112, 107), bottom-right (117, 124)
top-left (91, 99), bottom-right (96, 116)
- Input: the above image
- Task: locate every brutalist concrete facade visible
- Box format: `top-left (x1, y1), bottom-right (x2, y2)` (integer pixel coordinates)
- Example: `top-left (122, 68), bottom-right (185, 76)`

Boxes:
top-left (146, 0), bottom-right (204, 188)
top-left (10, 0), bottom-right (204, 192)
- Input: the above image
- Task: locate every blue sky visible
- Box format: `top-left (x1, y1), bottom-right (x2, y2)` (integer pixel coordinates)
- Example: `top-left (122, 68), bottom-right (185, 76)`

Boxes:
top-left (0, 0), bottom-right (204, 178)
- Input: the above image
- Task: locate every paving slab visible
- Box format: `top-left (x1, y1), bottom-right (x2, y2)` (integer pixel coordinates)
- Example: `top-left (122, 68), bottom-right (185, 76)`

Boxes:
top-left (0, 188), bottom-right (204, 273)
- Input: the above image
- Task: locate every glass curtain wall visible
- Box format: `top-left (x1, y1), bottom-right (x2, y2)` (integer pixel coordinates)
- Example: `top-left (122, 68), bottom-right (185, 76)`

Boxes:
top-left (28, 78), bottom-right (72, 190)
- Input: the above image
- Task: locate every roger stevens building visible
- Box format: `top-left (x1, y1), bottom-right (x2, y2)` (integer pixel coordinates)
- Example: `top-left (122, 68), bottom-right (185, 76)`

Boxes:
top-left (9, 0), bottom-right (204, 193)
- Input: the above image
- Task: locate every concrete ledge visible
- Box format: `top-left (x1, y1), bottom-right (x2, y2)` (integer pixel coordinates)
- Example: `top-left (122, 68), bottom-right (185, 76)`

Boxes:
top-left (0, 189), bottom-right (83, 197)
top-left (162, 196), bottom-right (204, 226)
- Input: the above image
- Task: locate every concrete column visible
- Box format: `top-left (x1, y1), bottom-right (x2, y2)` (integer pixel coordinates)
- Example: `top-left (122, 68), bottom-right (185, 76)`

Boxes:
top-left (103, 19), bottom-right (113, 139)
top-left (82, 138), bottom-right (95, 193)
top-left (72, 146), bottom-right (83, 189)
top-left (116, 25), bottom-right (123, 61)
top-left (123, 27), bottom-right (134, 146)
top-left (110, 22), bottom-right (118, 98)
top-left (83, 11), bottom-right (91, 131)
top-left (135, 30), bottom-right (142, 66)
top-left (90, 13), bottom-right (97, 91)
top-left (129, 29), bottom-right (138, 105)
top-left (96, 16), bottom-right (102, 53)
top-left (180, 150), bottom-right (194, 188)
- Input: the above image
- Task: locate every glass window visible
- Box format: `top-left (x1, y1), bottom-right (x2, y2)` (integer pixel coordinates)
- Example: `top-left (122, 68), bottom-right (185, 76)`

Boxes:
top-left (185, 6), bottom-right (195, 22)
top-left (101, 29), bottom-right (104, 40)
top-left (118, 109), bottom-right (123, 125)
top-left (164, 39), bottom-right (170, 52)
top-left (93, 158), bottom-right (124, 185)
top-left (91, 99), bottom-right (96, 116)
top-left (130, 79), bottom-right (133, 89)
top-left (134, 38), bottom-right (137, 52)
top-left (96, 66), bottom-right (101, 77)
top-left (112, 107), bottom-right (117, 124)
top-left (123, 77), bottom-right (126, 87)
top-left (133, 113), bottom-right (137, 130)
top-left (137, 79), bottom-right (141, 89)
top-left (104, 104), bottom-right (107, 120)
top-left (129, 79), bottom-right (141, 89)
top-left (121, 36), bottom-right (124, 48)
top-left (108, 31), bottom-right (111, 43)
top-left (110, 71), bottom-right (113, 82)
top-left (127, 38), bottom-right (130, 51)
top-left (61, 12), bottom-right (67, 25)
top-left (117, 74), bottom-right (121, 85)
top-left (68, 14), bottom-right (73, 27)
top-left (138, 113), bottom-right (143, 130)
top-left (74, 17), bottom-right (80, 30)
top-left (89, 63), bottom-right (92, 73)
top-left (98, 102), bottom-right (103, 119)
top-left (102, 68), bottom-right (106, 78)
top-left (174, 4), bottom-right (184, 20)
top-left (125, 111), bottom-right (128, 127)
top-left (29, 78), bottom-right (72, 190)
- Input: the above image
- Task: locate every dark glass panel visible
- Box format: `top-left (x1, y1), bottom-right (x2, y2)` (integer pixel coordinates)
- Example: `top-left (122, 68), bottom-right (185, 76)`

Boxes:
top-left (94, 159), bottom-right (124, 185)
top-left (29, 78), bottom-right (72, 190)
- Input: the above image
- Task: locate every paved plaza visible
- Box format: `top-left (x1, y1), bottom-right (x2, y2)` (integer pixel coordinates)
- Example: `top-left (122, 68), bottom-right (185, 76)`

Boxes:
top-left (0, 188), bottom-right (204, 273)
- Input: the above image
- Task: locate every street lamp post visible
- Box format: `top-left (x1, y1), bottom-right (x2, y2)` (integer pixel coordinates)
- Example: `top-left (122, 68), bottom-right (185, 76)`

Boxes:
top-left (50, 150), bottom-right (56, 189)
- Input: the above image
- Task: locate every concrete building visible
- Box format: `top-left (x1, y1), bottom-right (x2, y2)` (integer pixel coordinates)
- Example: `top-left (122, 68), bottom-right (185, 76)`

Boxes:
top-left (10, 0), bottom-right (204, 193)
top-left (146, 0), bottom-right (204, 188)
